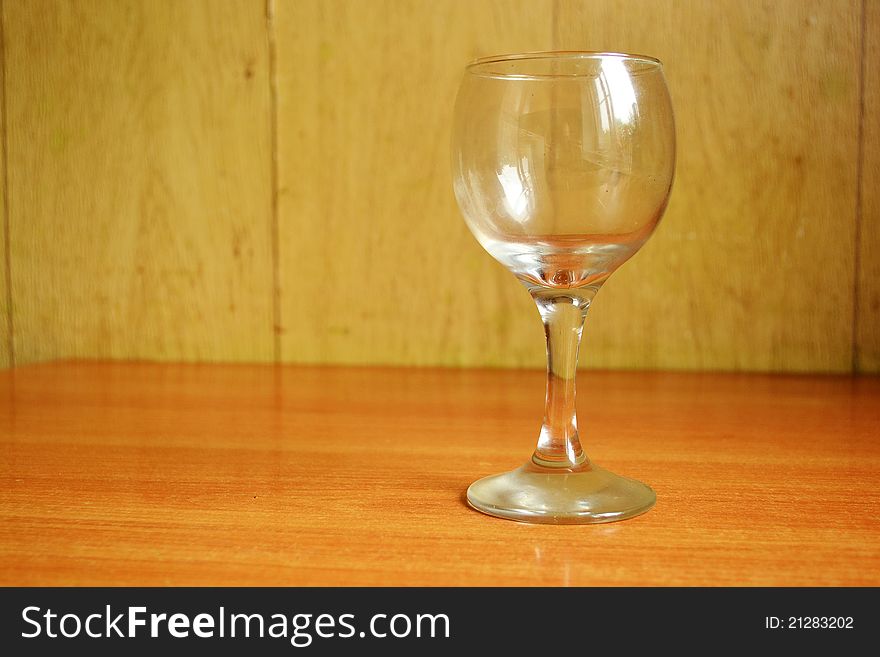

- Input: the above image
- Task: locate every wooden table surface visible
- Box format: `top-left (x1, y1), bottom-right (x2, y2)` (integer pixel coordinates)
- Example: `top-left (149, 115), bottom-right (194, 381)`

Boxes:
top-left (1, 361), bottom-right (878, 586)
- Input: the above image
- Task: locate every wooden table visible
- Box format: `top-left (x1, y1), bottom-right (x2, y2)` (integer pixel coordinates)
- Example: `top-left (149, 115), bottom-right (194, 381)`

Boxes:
top-left (1, 362), bottom-right (878, 586)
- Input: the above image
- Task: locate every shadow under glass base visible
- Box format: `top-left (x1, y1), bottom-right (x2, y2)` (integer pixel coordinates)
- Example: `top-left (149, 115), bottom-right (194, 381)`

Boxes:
top-left (466, 463), bottom-right (655, 525)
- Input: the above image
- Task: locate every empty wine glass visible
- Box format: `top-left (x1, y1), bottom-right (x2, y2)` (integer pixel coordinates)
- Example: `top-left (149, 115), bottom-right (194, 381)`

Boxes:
top-left (451, 51), bottom-right (675, 523)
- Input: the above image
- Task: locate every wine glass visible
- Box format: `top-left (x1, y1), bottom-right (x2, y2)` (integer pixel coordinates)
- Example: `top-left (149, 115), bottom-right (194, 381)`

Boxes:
top-left (451, 51), bottom-right (675, 523)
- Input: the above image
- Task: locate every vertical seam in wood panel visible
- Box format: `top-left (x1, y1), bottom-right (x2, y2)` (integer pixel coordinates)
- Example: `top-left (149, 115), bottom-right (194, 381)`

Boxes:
top-left (551, 0), bottom-right (560, 48)
top-left (853, 0), bottom-right (867, 373)
top-left (0, 0), bottom-right (13, 367)
top-left (267, 0), bottom-right (281, 363)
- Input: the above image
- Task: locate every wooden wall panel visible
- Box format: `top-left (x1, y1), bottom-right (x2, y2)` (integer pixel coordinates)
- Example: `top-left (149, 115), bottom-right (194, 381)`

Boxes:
top-left (4, 0), bottom-right (274, 364)
top-left (276, 0), bottom-right (864, 371)
top-left (0, 21), bottom-right (8, 368)
top-left (554, 0), bottom-right (862, 372)
top-left (275, 0), bottom-right (553, 367)
top-left (0, 225), bottom-right (7, 368)
top-left (0, 216), bottom-right (8, 367)
top-left (0, 0), bottom-right (871, 372)
top-left (857, 0), bottom-right (880, 372)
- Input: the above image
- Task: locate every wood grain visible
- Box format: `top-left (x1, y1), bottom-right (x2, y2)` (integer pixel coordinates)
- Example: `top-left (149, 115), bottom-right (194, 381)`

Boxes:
top-left (554, 0), bottom-right (862, 372)
top-left (0, 22), bottom-right (9, 370)
top-left (0, 361), bottom-right (877, 586)
top-left (3, 0), bottom-right (275, 364)
top-left (0, 0), bottom-right (872, 373)
top-left (273, 0), bottom-right (866, 373)
top-left (856, 0), bottom-right (880, 372)
top-left (275, 0), bottom-right (553, 367)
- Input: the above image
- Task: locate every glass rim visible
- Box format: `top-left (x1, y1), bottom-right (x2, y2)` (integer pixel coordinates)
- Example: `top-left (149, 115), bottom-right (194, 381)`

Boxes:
top-left (465, 50), bottom-right (663, 79)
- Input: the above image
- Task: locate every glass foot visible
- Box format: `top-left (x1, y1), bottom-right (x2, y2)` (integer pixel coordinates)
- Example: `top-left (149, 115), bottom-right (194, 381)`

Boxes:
top-left (466, 463), bottom-right (655, 524)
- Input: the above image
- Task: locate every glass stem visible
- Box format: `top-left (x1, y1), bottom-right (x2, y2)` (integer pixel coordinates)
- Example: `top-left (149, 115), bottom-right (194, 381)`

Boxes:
top-left (530, 287), bottom-right (598, 470)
